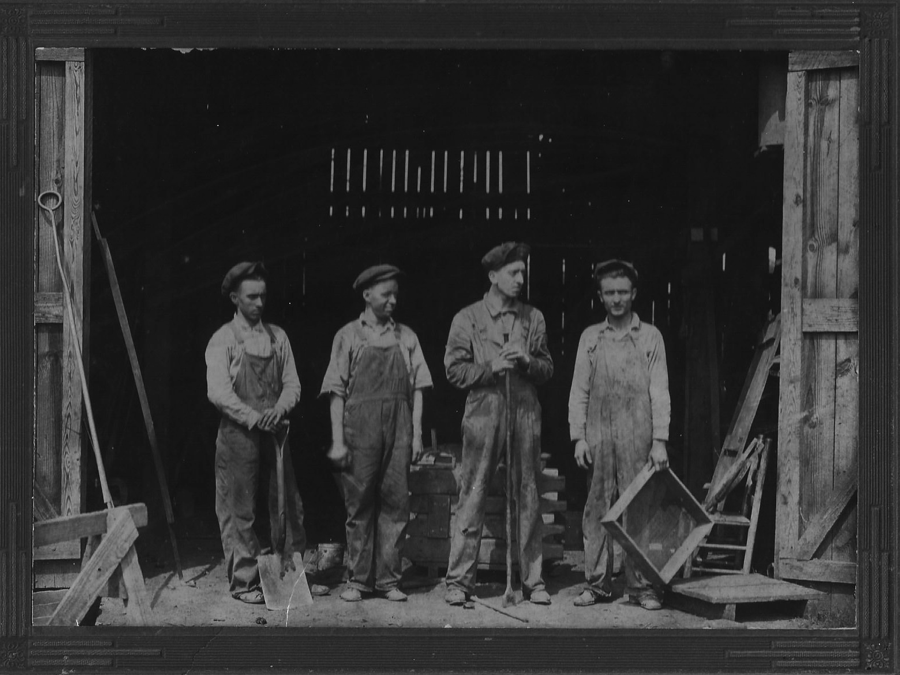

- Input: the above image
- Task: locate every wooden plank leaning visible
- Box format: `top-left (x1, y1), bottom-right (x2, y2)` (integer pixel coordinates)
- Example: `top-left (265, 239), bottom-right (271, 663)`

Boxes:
top-left (49, 508), bottom-right (139, 626)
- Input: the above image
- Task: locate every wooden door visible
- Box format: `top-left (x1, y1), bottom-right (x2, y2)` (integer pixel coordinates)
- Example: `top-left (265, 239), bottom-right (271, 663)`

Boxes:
top-left (33, 48), bottom-right (90, 589)
top-left (776, 51), bottom-right (859, 612)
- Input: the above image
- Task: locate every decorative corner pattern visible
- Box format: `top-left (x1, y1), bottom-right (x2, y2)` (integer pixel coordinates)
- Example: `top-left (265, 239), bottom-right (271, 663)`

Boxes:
top-left (862, 10), bottom-right (892, 37)
top-left (726, 6), bottom-right (861, 40)
top-left (863, 641), bottom-right (891, 670)
top-left (0, 7), bottom-right (26, 36)
top-left (0, 639), bottom-right (27, 670)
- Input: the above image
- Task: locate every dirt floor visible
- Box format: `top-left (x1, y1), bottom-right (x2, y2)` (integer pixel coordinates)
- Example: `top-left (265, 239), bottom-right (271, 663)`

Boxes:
top-left (94, 511), bottom-right (815, 630)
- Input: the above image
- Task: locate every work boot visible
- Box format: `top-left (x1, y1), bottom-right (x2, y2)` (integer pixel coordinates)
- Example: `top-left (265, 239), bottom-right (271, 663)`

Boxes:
top-left (310, 584), bottom-right (330, 597)
top-left (573, 588), bottom-right (612, 607)
top-left (529, 589), bottom-right (551, 605)
top-left (445, 588), bottom-right (468, 605)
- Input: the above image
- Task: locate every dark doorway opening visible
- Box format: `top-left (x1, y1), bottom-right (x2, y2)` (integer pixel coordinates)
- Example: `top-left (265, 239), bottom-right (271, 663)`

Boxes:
top-left (89, 48), bottom-right (782, 561)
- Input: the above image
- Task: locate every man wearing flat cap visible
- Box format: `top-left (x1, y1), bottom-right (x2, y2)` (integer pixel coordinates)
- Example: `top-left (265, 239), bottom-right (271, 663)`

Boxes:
top-left (567, 259), bottom-right (671, 610)
top-left (205, 261), bottom-right (311, 604)
top-left (320, 264), bottom-right (433, 602)
top-left (443, 242), bottom-right (554, 606)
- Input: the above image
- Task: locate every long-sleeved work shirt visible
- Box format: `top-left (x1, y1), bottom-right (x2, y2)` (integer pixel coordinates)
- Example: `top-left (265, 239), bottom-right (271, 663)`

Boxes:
top-left (319, 309), bottom-right (433, 399)
top-left (444, 293), bottom-right (553, 391)
top-left (568, 312), bottom-right (670, 442)
top-left (205, 312), bottom-right (302, 429)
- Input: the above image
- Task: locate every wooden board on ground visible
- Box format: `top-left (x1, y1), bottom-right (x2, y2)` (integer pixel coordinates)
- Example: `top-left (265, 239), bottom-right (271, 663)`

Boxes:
top-left (669, 573), bottom-right (820, 622)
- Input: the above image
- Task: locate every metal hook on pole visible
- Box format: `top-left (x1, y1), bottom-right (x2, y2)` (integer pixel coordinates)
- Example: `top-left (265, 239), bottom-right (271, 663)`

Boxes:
top-left (38, 190), bottom-right (115, 510)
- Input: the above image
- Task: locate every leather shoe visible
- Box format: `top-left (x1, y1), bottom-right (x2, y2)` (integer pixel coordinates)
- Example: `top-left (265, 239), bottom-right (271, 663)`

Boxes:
top-left (445, 588), bottom-right (468, 605)
top-left (310, 584), bottom-right (330, 597)
top-left (529, 589), bottom-right (551, 605)
top-left (573, 588), bottom-right (612, 607)
top-left (630, 591), bottom-right (663, 611)
top-left (382, 588), bottom-right (408, 602)
top-left (340, 587), bottom-right (363, 602)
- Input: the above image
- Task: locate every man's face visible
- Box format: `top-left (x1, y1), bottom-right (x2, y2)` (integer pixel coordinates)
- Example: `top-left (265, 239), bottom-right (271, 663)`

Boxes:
top-left (231, 278), bottom-right (267, 324)
top-left (363, 279), bottom-right (399, 321)
top-left (489, 260), bottom-right (526, 299)
top-left (598, 274), bottom-right (636, 319)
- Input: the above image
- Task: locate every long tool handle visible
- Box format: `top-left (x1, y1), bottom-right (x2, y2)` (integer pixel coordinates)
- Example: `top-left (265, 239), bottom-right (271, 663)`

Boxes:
top-left (39, 191), bottom-right (114, 510)
top-left (274, 426), bottom-right (289, 555)
top-left (504, 369), bottom-right (514, 598)
top-left (92, 212), bottom-right (184, 579)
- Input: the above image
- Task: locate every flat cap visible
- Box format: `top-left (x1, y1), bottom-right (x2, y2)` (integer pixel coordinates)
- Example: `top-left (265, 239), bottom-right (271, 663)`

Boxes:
top-left (593, 259), bottom-right (639, 286)
top-left (353, 264), bottom-right (404, 291)
top-left (481, 242), bottom-right (531, 272)
top-left (221, 261), bottom-right (268, 297)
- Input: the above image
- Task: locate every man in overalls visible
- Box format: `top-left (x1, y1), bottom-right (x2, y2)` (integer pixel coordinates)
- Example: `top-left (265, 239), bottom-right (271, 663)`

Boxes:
top-left (206, 261), bottom-right (310, 604)
top-left (321, 264), bottom-right (433, 602)
top-left (443, 242), bottom-right (554, 606)
top-left (567, 259), bottom-right (671, 610)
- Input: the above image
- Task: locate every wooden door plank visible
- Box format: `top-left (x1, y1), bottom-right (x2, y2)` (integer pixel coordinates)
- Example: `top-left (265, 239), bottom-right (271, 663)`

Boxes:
top-left (35, 63), bottom-right (68, 556)
top-left (59, 59), bottom-right (87, 532)
top-left (742, 439), bottom-right (771, 573)
top-left (829, 67), bottom-right (860, 567)
top-left (798, 69), bottom-right (841, 551)
top-left (778, 558), bottom-right (856, 585)
top-left (776, 68), bottom-right (806, 567)
top-left (794, 470), bottom-right (856, 560)
top-left (48, 508), bottom-right (138, 626)
top-left (801, 298), bottom-right (858, 332)
top-left (788, 51), bottom-right (860, 72)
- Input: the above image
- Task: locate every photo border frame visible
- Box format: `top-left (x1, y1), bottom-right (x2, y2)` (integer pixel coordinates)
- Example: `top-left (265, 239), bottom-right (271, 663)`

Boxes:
top-left (0, 1), bottom-right (896, 672)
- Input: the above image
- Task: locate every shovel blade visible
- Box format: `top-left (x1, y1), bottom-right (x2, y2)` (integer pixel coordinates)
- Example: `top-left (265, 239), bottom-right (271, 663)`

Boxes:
top-left (259, 551), bottom-right (313, 611)
top-left (501, 589), bottom-right (517, 608)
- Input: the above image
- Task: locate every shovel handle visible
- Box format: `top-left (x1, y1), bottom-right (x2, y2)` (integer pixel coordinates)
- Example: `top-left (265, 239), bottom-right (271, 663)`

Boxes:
top-left (273, 426), bottom-right (289, 554)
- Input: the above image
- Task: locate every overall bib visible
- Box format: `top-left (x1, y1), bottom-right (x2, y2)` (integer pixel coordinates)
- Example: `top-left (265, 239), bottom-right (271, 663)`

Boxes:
top-left (446, 310), bottom-right (545, 596)
top-left (341, 327), bottom-right (412, 593)
top-left (214, 323), bottom-right (306, 596)
top-left (582, 327), bottom-right (655, 596)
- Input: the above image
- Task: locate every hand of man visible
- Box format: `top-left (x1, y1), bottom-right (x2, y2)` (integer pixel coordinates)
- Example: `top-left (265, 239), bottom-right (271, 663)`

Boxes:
top-left (490, 354), bottom-right (515, 374)
top-left (500, 344), bottom-right (532, 369)
top-left (257, 408), bottom-right (283, 432)
top-left (411, 432), bottom-right (425, 464)
top-left (327, 441), bottom-right (351, 470)
top-left (574, 440), bottom-right (592, 470)
top-left (649, 440), bottom-right (669, 471)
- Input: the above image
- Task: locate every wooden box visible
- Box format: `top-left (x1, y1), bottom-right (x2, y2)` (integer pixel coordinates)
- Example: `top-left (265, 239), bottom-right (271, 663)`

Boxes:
top-left (601, 465), bottom-right (713, 586)
top-left (404, 453), bottom-right (566, 576)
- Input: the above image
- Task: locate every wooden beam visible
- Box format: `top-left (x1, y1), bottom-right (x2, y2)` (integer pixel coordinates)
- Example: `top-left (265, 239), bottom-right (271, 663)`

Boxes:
top-left (33, 503), bottom-right (147, 549)
top-left (794, 459), bottom-right (857, 560)
top-left (776, 68), bottom-right (806, 570)
top-left (33, 292), bottom-right (63, 324)
top-left (801, 298), bottom-right (858, 332)
top-left (35, 48), bottom-right (85, 62)
top-left (789, 51), bottom-right (859, 72)
top-left (49, 508), bottom-right (138, 626)
top-left (119, 540), bottom-right (154, 625)
top-left (778, 558), bottom-right (857, 585)
top-left (59, 58), bottom-right (87, 542)
top-left (33, 481), bottom-right (60, 521)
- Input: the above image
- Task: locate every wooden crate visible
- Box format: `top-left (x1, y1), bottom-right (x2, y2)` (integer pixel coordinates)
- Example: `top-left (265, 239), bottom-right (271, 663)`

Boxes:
top-left (601, 465), bottom-right (713, 586)
top-left (405, 459), bottom-right (566, 575)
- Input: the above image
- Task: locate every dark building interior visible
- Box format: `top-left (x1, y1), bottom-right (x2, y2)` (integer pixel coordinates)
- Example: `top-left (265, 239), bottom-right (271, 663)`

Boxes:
top-left (87, 48), bottom-right (784, 569)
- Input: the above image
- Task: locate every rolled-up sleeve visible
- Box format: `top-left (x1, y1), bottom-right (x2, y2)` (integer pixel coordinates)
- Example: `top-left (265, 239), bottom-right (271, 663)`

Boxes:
top-left (408, 333), bottom-right (434, 390)
top-left (444, 312), bottom-right (495, 391)
top-left (274, 332), bottom-right (302, 415)
top-left (567, 329), bottom-right (593, 441)
top-left (647, 328), bottom-right (671, 441)
top-left (320, 328), bottom-right (352, 399)
top-left (205, 330), bottom-right (262, 429)
top-left (524, 310), bottom-right (553, 385)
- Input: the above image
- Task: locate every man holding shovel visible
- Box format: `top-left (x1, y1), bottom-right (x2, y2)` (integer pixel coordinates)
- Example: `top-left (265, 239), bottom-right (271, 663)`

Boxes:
top-left (567, 259), bottom-right (671, 610)
top-left (321, 264), bottom-right (433, 603)
top-left (443, 242), bottom-right (554, 607)
top-left (206, 261), bottom-right (318, 604)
